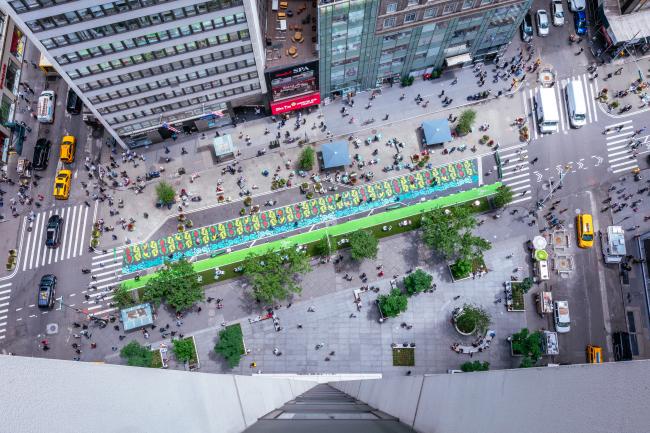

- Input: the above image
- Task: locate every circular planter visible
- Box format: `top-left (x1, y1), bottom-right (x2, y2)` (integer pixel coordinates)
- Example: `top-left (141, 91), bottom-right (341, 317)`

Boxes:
top-left (452, 307), bottom-right (477, 336)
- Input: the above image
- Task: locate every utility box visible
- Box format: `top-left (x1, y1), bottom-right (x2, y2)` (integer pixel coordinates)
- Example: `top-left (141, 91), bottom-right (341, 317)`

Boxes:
top-left (601, 226), bottom-right (626, 264)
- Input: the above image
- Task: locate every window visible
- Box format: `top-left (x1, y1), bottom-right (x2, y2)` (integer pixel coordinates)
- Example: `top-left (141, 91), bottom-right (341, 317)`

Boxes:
top-left (383, 16), bottom-right (397, 27)
top-left (407, 0), bottom-right (419, 5)
top-left (462, 0), bottom-right (474, 9)
top-left (404, 12), bottom-right (417, 23)
top-left (386, 2), bottom-right (397, 12)
top-left (480, 0), bottom-right (493, 5)
top-left (423, 7), bottom-right (436, 17)
top-left (443, 2), bottom-right (457, 13)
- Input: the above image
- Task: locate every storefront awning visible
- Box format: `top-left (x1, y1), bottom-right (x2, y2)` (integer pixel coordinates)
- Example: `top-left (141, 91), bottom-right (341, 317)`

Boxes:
top-left (445, 53), bottom-right (472, 67)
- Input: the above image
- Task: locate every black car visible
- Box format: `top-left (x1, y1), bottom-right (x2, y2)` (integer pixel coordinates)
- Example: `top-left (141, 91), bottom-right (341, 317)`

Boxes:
top-left (37, 274), bottom-right (57, 309)
top-left (45, 214), bottom-right (63, 248)
top-left (521, 12), bottom-right (533, 42)
top-left (66, 88), bottom-right (82, 114)
top-left (32, 138), bottom-right (51, 171)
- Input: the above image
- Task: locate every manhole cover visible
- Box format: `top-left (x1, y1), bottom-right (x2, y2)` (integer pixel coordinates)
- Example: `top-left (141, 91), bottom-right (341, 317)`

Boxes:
top-left (46, 323), bottom-right (58, 335)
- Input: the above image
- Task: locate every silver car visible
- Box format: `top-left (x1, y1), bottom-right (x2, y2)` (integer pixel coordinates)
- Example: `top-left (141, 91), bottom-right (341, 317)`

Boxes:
top-left (552, 0), bottom-right (565, 26)
top-left (536, 9), bottom-right (550, 36)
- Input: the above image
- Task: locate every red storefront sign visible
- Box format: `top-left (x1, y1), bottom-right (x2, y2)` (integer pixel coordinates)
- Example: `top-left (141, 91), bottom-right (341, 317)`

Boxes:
top-left (270, 92), bottom-right (320, 115)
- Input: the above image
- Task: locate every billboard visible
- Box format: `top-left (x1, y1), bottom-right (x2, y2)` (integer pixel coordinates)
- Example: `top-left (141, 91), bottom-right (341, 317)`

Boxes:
top-left (267, 60), bottom-right (320, 114)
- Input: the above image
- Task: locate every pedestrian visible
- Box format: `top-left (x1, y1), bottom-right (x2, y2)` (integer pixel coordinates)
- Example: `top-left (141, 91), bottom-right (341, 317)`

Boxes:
top-left (576, 48), bottom-right (584, 55)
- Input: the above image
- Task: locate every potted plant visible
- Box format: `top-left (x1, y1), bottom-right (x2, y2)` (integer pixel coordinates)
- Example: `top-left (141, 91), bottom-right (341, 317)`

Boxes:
top-left (218, 195), bottom-right (225, 202)
top-left (239, 208), bottom-right (246, 216)
top-left (177, 223), bottom-right (185, 232)
top-left (243, 196), bottom-right (252, 207)
top-left (480, 134), bottom-right (490, 144)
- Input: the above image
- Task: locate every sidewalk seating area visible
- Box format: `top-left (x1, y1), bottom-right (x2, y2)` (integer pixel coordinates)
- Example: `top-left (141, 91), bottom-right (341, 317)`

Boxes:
top-left (451, 330), bottom-right (496, 355)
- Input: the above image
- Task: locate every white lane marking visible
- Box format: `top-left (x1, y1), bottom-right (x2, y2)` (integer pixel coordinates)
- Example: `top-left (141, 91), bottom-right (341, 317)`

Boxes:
top-left (0, 290), bottom-right (11, 295)
top-left (80, 205), bottom-right (90, 257)
top-left (38, 210), bottom-right (52, 267)
top-left (613, 165), bottom-right (639, 174)
top-left (555, 84), bottom-right (565, 132)
top-left (66, 205), bottom-right (78, 260)
top-left (610, 159), bottom-right (638, 168)
top-left (29, 213), bottom-right (44, 270)
top-left (55, 207), bottom-right (66, 263)
top-left (609, 154), bottom-right (636, 163)
top-left (501, 172), bottom-right (531, 182)
top-left (93, 247), bottom-right (124, 260)
top-left (91, 262), bottom-right (121, 272)
top-left (22, 217), bottom-right (33, 272)
top-left (0, 283), bottom-right (12, 289)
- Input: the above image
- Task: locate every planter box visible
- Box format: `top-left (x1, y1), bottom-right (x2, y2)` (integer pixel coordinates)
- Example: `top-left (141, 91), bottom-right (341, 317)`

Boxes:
top-left (505, 281), bottom-right (525, 312)
top-left (392, 347), bottom-right (415, 366)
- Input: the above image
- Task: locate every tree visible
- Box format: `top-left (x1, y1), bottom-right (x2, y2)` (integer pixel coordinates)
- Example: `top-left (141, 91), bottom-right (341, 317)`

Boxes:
top-left (403, 269), bottom-right (433, 296)
top-left (459, 232), bottom-right (492, 261)
top-left (120, 341), bottom-right (153, 367)
top-left (142, 259), bottom-right (204, 312)
top-left (460, 360), bottom-right (490, 372)
top-left (172, 337), bottom-right (196, 362)
top-left (421, 207), bottom-right (476, 260)
top-left (298, 146), bottom-right (315, 171)
top-left (493, 185), bottom-right (514, 208)
top-left (511, 328), bottom-right (542, 368)
top-left (155, 181), bottom-right (175, 205)
top-left (214, 324), bottom-right (245, 368)
top-left (114, 285), bottom-right (134, 309)
top-left (313, 235), bottom-right (332, 257)
top-left (455, 109), bottom-right (476, 135)
top-left (454, 304), bottom-right (491, 335)
top-left (349, 230), bottom-right (378, 261)
top-left (378, 288), bottom-right (408, 318)
top-left (243, 246), bottom-right (311, 304)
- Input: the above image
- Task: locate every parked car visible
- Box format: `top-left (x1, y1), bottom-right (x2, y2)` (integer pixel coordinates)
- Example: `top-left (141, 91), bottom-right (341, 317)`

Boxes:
top-left (45, 214), bottom-right (63, 248)
top-left (554, 300), bottom-right (571, 333)
top-left (552, 0), bottom-right (565, 26)
top-left (37, 274), bottom-right (57, 309)
top-left (32, 138), bottom-right (51, 171)
top-left (569, 0), bottom-right (585, 12)
top-left (521, 11), bottom-right (534, 42)
top-left (574, 10), bottom-right (587, 35)
top-left (66, 88), bottom-right (82, 114)
top-left (536, 9), bottom-right (550, 36)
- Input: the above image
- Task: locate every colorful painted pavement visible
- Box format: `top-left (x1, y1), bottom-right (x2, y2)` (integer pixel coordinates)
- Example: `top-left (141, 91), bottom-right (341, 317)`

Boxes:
top-left (122, 159), bottom-right (479, 273)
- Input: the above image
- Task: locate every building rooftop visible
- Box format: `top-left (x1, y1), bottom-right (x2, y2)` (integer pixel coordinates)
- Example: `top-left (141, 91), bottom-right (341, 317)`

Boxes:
top-left (265, 0), bottom-right (318, 69)
top-left (604, 0), bottom-right (650, 43)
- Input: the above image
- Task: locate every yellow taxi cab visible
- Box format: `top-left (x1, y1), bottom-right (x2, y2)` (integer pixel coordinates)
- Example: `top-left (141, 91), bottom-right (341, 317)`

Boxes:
top-left (60, 135), bottom-right (76, 163)
top-left (53, 169), bottom-right (71, 200)
top-left (576, 213), bottom-right (594, 248)
top-left (587, 345), bottom-right (603, 363)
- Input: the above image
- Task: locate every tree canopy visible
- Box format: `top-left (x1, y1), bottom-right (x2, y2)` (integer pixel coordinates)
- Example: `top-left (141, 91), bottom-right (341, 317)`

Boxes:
top-left (403, 269), bottom-right (433, 296)
top-left (214, 324), bottom-right (245, 368)
top-left (421, 206), bottom-right (477, 260)
top-left (243, 246), bottom-right (311, 304)
top-left (460, 360), bottom-right (490, 372)
top-left (511, 328), bottom-right (542, 368)
top-left (378, 288), bottom-right (408, 318)
top-left (313, 235), bottom-right (332, 257)
top-left (349, 230), bottom-right (378, 261)
top-left (493, 185), bottom-right (514, 208)
top-left (298, 146), bottom-right (315, 171)
top-left (113, 285), bottom-right (134, 309)
top-left (142, 259), bottom-right (204, 312)
top-left (455, 304), bottom-right (491, 335)
top-left (155, 181), bottom-right (175, 205)
top-left (120, 341), bottom-right (153, 367)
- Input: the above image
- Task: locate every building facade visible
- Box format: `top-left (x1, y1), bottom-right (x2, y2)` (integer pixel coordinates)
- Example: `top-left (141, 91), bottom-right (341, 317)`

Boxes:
top-left (0, 10), bottom-right (25, 165)
top-left (318, 0), bottom-right (531, 98)
top-left (0, 0), bottom-right (268, 147)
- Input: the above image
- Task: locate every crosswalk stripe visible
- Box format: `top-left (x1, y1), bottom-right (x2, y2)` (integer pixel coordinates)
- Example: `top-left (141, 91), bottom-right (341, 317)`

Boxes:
top-left (609, 149), bottom-right (632, 158)
top-left (92, 256), bottom-right (121, 265)
top-left (0, 290), bottom-right (11, 296)
top-left (613, 165), bottom-right (638, 174)
top-left (510, 184), bottom-right (530, 191)
top-left (503, 178), bottom-right (530, 187)
top-left (0, 283), bottom-right (11, 289)
top-left (91, 307), bottom-right (117, 316)
top-left (23, 216), bottom-right (33, 272)
top-left (93, 247), bottom-right (124, 260)
top-left (92, 268), bottom-right (120, 278)
top-left (91, 262), bottom-right (122, 273)
top-left (78, 205), bottom-right (89, 257)
top-left (579, 75), bottom-right (593, 125)
top-left (55, 207), bottom-right (66, 262)
top-left (501, 172), bottom-right (530, 182)
top-left (62, 206), bottom-right (72, 260)
top-left (605, 120), bottom-right (633, 129)
top-left (500, 149), bottom-right (528, 159)
top-left (502, 166), bottom-right (530, 176)
top-left (38, 210), bottom-right (52, 267)
top-left (29, 213), bottom-right (43, 270)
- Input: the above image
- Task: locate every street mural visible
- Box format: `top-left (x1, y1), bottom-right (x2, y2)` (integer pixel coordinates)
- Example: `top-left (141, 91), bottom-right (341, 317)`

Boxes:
top-left (122, 159), bottom-right (478, 273)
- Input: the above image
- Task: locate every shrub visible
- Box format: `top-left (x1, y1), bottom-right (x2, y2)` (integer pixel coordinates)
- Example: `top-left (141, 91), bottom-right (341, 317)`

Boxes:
top-left (493, 185), bottom-right (514, 208)
top-left (349, 230), bottom-right (378, 261)
top-left (455, 304), bottom-right (491, 335)
top-left (511, 328), bottom-right (542, 367)
top-left (114, 285), bottom-right (134, 309)
top-left (461, 360), bottom-right (490, 372)
top-left (172, 337), bottom-right (196, 362)
top-left (120, 341), bottom-right (153, 367)
top-left (450, 258), bottom-right (472, 280)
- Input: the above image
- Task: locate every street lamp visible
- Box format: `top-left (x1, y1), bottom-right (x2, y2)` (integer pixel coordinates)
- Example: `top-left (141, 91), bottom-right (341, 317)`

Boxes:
top-left (537, 164), bottom-right (572, 209)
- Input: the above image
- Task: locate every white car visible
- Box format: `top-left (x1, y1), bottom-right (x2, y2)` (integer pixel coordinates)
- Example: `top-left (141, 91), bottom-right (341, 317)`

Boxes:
top-left (554, 301), bottom-right (571, 333)
top-left (536, 9), bottom-right (550, 36)
top-left (552, 0), bottom-right (565, 26)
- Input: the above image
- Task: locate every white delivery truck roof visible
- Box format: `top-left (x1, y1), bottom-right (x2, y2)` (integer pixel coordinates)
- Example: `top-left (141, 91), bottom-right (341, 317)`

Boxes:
top-left (567, 80), bottom-right (586, 115)
top-left (538, 87), bottom-right (559, 123)
top-left (603, 225), bottom-right (626, 263)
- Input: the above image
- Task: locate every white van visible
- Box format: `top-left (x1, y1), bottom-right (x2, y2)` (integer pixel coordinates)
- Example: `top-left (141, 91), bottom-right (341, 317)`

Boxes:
top-left (569, 0), bottom-right (585, 11)
top-left (535, 87), bottom-right (559, 134)
top-left (37, 90), bottom-right (56, 124)
top-left (565, 80), bottom-right (587, 128)
top-left (553, 300), bottom-right (571, 333)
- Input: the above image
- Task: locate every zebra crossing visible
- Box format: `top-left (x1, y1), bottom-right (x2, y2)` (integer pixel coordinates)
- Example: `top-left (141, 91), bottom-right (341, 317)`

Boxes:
top-left (604, 120), bottom-right (640, 174)
top-left (20, 204), bottom-right (91, 271)
top-left (499, 143), bottom-right (532, 204)
top-left (0, 282), bottom-right (12, 341)
top-left (81, 248), bottom-right (125, 317)
top-left (523, 73), bottom-right (599, 140)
